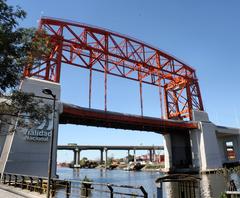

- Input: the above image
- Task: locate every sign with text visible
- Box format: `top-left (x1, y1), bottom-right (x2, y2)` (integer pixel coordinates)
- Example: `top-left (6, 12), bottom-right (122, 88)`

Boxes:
top-left (24, 116), bottom-right (53, 142)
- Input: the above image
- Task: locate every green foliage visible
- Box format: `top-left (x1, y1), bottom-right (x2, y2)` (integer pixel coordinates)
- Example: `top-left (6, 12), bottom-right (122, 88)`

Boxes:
top-left (0, 0), bottom-right (26, 92)
top-left (219, 192), bottom-right (227, 198)
top-left (0, 92), bottom-right (52, 132)
top-left (82, 176), bottom-right (93, 183)
top-left (8, 91), bottom-right (50, 120)
top-left (80, 157), bottom-right (88, 167)
top-left (79, 158), bottom-right (98, 168)
top-left (126, 154), bottom-right (134, 162)
top-left (107, 157), bottom-right (114, 165)
top-left (216, 166), bottom-right (240, 193)
top-left (0, 0), bottom-right (53, 130)
top-left (216, 166), bottom-right (240, 177)
top-left (0, 0), bottom-right (51, 93)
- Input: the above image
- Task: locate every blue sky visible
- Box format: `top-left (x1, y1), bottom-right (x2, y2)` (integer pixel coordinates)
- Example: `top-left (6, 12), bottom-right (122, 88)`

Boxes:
top-left (8, 0), bottom-right (240, 162)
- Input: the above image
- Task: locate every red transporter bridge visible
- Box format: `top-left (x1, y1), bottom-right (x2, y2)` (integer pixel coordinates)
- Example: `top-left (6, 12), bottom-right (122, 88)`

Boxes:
top-left (24, 17), bottom-right (203, 124)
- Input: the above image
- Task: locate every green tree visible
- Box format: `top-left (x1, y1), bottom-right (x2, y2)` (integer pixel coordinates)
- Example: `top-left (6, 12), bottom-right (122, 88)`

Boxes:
top-left (0, 0), bottom-right (52, 131)
top-left (0, 0), bottom-right (50, 92)
top-left (126, 154), bottom-right (134, 162)
top-left (80, 157), bottom-right (88, 167)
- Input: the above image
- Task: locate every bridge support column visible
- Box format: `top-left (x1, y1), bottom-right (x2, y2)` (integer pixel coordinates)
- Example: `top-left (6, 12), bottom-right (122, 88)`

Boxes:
top-left (149, 150), bottom-right (153, 162)
top-left (153, 149), bottom-right (156, 162)
top-left (73, 150), bottom-right (76, 165)
top-left (133, 149), bottom-right (136, 163)
top-left (0, 78), bottom-right (61, 178)
top-left (164, 130), bottom-right (193, 173)
top-left (164, 111), bottom-right (230, 173)
top-left (73, 148), bottom-right (81, 168)
top-left (190, 111), bottom-right (222, 172)
top-left (127, 150), bottom-right (130, 163)
top-left (104, 148), bottom-right (108, 169)
top-left (163, 134), bottom-right (172, 172)
top-left (100, 149), bottom-right (104, 165)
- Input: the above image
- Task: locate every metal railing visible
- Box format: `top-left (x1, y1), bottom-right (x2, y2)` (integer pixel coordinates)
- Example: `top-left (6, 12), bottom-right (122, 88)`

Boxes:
top-left (225, 191), bottom-right (240, 198)
top-left (155, 174), bottom-right (201, 198)
top-left (0, 173), bottom-right (148, 198)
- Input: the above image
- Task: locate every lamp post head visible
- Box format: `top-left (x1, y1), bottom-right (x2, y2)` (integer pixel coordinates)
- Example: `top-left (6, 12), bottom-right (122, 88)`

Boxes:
top-left (42, 88), bottom-right (55, 98)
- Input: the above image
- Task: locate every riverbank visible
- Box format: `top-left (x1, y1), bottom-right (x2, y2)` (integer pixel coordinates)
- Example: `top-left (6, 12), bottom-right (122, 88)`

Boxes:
top-left (59, 162), bottom-right (165, 172)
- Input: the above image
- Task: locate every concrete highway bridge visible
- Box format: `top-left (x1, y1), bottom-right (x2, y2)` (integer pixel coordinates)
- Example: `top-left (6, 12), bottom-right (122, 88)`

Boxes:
top-left (58, 144), bottom-right (164, 168)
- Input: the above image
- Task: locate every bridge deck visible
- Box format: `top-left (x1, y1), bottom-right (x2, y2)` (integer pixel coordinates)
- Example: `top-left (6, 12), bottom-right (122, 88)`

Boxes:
top-left (57, 145), bottom-right (164, 151)
top-left (59, 103), bottom-right (198, 133)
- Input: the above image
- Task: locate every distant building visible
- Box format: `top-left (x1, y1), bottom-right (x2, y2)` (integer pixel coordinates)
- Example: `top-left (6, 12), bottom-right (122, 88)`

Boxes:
top-left (136, 154), bottom-right (164, 163)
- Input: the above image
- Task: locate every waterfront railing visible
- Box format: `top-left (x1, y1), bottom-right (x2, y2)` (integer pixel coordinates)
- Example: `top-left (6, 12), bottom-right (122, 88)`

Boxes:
top-left (155, 174), bottom-right (201, 198)
top-left (0, 172), bottom-right (148, 197)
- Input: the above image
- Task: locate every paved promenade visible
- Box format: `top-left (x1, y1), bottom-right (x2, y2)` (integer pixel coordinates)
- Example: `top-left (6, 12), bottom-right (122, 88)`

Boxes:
top-left (0, 184), bottom-right (45, 198)
top-left (0, 189), bottom-right (26, 198)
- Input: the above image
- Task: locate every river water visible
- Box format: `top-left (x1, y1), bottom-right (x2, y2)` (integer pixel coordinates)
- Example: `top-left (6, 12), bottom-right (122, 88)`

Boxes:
top-left (57, 167), bottom-right (240, 197)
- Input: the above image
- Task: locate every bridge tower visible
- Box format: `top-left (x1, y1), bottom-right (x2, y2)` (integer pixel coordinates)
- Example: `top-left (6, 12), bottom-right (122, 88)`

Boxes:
top-left (0, 78), bottom-right (60, 177)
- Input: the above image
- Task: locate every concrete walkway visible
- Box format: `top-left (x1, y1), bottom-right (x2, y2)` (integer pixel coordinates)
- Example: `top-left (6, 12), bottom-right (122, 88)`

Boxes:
top-left (0, 184), bottom-right (45, 198)
top-left (0, 189), bottom-right (25, 198)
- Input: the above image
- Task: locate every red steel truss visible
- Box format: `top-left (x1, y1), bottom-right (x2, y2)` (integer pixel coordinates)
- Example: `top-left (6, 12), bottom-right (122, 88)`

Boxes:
top-left (24, 17), bottom-right (204, 120)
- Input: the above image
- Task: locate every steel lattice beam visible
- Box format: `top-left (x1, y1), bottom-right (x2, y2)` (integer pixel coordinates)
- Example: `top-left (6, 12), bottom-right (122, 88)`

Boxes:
top-left (24, 17), bottom-right (204, 120)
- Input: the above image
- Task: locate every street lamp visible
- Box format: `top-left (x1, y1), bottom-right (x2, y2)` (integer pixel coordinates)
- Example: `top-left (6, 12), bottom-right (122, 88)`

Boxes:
top-left (42, 88), bottom-right (56, 99)
top-left (42, 88), bottom-right (56, 198)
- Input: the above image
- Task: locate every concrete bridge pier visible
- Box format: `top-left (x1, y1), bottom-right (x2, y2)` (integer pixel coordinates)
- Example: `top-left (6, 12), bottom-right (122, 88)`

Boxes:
top-left (163, 133), bottom-right (172, 172)
top-left (127, 150), bottom-right (130, 163)
top-left (153, 149), bottom-right (156, 162)
top-left (104, 148), bottom-right (108, 169)
top-left (190, 111), bottom-right (222, 172)
top-left (164, 110), bottom-right (240, 173)
top-left (163, 130), bottom-right (192, 172)
top-left (73, 148), bottom-right (81, 168)
top-left (149, 150), bottom-right (153, 162)
top-left (133, 149), bottom-right (136, 163)
top-left (100, 149), bottom-right (104, 165)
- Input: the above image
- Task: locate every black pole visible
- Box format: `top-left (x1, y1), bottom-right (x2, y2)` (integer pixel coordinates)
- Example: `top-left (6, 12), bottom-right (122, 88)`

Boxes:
top-left (47, 94), bottom-right (56, 198)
